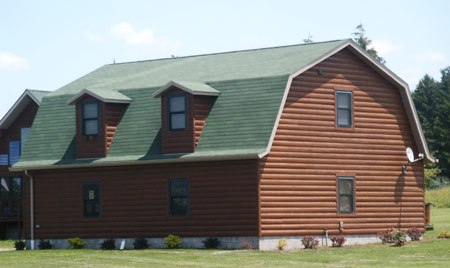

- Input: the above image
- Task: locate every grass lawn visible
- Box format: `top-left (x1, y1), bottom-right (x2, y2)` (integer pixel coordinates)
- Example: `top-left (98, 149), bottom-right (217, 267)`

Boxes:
top-left (426, 186), bottom-right (450, 208)
top-left (0, 207), bottom-right (449, 268)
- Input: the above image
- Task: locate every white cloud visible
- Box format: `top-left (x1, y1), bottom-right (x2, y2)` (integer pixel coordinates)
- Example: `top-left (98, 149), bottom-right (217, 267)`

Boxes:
top-left (109, 23), bottom-right (156, 45)
top-left (0, 51), bottom-right (30, 71)
top-left (84, 30), bottom-right (104, 43)
top-left (417, 51), bottom-right (447, 62)
top-left (371, 40), bottom-right (401, 56)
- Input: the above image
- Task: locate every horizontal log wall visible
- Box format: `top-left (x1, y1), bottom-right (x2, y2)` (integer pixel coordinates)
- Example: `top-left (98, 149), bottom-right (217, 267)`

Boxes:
top-left (193, 96), bottom-right (214, 149)
top-left (259, 48), bottom-right (425, 237)
top-left (105, 103), bottom-right (127, 154)
top-left (24, 160), bottom-right (259, 239)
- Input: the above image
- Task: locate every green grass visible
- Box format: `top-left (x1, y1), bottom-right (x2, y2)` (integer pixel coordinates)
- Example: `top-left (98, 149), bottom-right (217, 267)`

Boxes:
top-left (426, 186), bottom-right (450, 208)
top-left (0, 240), bottom-right (450, 267)
top-left (0, 208), bottom-right (449, 267)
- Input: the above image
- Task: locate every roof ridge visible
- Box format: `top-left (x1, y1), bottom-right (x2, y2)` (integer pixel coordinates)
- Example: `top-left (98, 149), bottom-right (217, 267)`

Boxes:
top-left (109, 39), bottom-right (348, 66)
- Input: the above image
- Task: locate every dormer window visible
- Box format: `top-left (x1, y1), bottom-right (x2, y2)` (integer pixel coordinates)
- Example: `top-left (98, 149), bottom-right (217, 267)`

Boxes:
top-left (168, 94), bottom-right (187, 131)
top-left (82, 102), bottom-right (99, 136)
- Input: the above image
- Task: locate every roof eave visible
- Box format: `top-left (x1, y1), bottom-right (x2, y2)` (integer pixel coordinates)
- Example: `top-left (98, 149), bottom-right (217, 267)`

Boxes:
top-left (152, 81), bottom-right (220, 98)
top-left (0, 89), bottom-right (43, 130)
top-left (66, 89), bottom-right (132, 105)
top-left (9, 152), bottom-right (260, 171)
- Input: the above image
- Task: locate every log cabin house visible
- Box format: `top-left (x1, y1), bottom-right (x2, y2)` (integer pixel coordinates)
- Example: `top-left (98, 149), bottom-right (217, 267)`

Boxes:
top-left (9, 39), bottom-right (435, 250)
top-left (0, 89), bottom-right (48, 239)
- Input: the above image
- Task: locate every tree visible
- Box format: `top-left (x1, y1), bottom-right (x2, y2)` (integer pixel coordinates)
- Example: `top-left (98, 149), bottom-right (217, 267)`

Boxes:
top-left (303, 33), bottom-right (314, 44)
top-left (412, 67), bottom-right (450, 181)
top-left (352, 24), bottom-right (385, 64)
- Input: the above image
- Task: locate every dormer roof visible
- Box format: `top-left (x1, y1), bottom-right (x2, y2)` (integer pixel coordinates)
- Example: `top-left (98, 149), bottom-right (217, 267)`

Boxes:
top-left (152, 81), bottom-right (220, 98)
top-left (66, 88), bottom-right (132, 105)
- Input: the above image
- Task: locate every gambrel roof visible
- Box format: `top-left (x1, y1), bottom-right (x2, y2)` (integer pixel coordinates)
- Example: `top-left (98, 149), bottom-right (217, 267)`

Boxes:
top-left (11, 39), bottom-right (434, 171)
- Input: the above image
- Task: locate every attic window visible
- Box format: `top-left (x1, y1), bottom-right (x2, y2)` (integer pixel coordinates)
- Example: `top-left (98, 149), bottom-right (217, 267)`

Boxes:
top-left (168, 94), bottom-right (187, 131)
top-left (82, 102), bottom-right (99, 136)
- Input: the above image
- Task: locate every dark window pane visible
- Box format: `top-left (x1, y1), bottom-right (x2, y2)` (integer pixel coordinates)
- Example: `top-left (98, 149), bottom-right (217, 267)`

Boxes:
top-left (84, 119), bottom-right (98, 135)
top-left (339, 179), bottom-right (353, 195)
top-left (10, 177), bottom-right (22, 198)
top-left (83, 183), bottom-right (100, 217)
top-left (9, 141), bottom-right (20, 165)
top-left (337, 92), bottom-right (351, 108)
top-left (337, 109), bottom-right (351, 126)
top-left (339, 196), bottom-right (353, 212)
top-left (170, 96), bottom-right (185, 113)
top-left (171, 197), bottom-right (187, 215)
top-left (83, 103), bottom-right (98, 118)
top-left (170, 113), bottom-right (186, 130)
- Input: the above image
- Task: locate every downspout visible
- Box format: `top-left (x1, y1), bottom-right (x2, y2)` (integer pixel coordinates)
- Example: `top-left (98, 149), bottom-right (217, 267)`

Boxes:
top-left (24, 170), bottom-right (34, 250)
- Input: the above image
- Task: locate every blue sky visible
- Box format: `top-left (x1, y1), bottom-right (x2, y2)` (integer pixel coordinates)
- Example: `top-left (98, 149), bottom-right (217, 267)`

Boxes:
top-left (1, 0), bottom-right (449, 118)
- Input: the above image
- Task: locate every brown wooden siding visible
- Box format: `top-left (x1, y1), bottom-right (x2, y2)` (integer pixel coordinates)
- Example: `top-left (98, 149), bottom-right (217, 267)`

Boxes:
top-left (259, 48), bottom-right (425, 237)
top-left (24, 160), bottom-right (259, 239)
top-left (161, 88), bottom-right (195, 154)
top-left (105, 103), bottom-right (126, 154)
top-left (75, 96), bottom-right (106, 158)
top-left (193, 96), bottom-right (214, 149)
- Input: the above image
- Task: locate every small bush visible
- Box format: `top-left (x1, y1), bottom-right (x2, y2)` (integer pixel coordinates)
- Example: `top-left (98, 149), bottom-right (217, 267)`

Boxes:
top-left (378, 227), bottom-right (395, 243)
top-left (133, 238), bottom-right (149, 249)
top-left (278, 238), bottom-right (287, 250)
top-left (240, 240), bottom-right (255, 250)
top-left (38, 240), bottom-right (53, 250)
top-left (67, 237), bottom-right (86, 249)
top-left (164, 234), bottom-right (181, 249)
top-left (392, 230), bottom-right (406, 247)
top-left (330, 235), bottom-right (347, 247)
top-left (100, 238), bottom-right (116, 250)
top-left (202, 237), bottom-right (221, 249)
top-left (406, 227), bottom-right (423, 241)
top-left (437, 230), bottom-right (450, 238)
top-left (301, 236), bottom-right (319, 249)
top-left (14, 240), bottom-right (26, 251)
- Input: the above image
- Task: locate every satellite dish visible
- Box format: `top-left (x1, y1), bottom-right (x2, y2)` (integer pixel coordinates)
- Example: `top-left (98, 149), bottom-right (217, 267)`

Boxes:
top-left (406, 147), bottom-right (414, 162)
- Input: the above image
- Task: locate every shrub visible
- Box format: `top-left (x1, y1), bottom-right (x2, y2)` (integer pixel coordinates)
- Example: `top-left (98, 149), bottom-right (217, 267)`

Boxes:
top-left (392, 230), bottom-right (406, 247)
top-left (240, 240), bottom-right (255, 250)
top-left (330, 235), bottom-right (347, 247)
top-left (133, 237), bottom-right (149, 249)
top-left (202, 237), bottom-right (221, 249)
top-left (14, 240), bottom-right (26, 251)
top-left (100, 238), bottom-right (116, 250)
top-left (378, 227), bottom-right (395, 243)
top-left (67, 237), bottom-right (86, 249)
top-left (164, 234), bottom-right (181, 249)
top-left (301, 236), bottom-right (319, 249)
top-left (38, 240), bottom-right (53, 250)
top-left (278, 238), bottom-right (287, 250)
top-left (406, 227), bottom-right (423, 241)
top-left (437, 230), bottom-right (450, 238)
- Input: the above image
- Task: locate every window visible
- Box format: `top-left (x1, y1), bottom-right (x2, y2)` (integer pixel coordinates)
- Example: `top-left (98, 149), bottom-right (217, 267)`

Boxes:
top-left (168, 94), bottom-right (187, 131)
top-left (338, 177), bottom-right (354, 214)
top-left (0, 154), bottom-right (8, 166)
top-left (82, 102), bottom-right (99, 136)
top-left (9, 141), bottom-right (20, 165)
top-left (21, 127), bottom-right (31, 152)
top-left (169, 178), bottom-right (189, 216)
top-left (336, 91), bottom-right (353, 127)
top-left (0, 177), bottom-right (22, 199)
top-left (83, 182), bottom-right (101, 218)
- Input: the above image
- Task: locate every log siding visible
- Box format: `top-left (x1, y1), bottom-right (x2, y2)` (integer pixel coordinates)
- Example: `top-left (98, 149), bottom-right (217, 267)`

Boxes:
top-left (259, 48), bottom-right (425, 237)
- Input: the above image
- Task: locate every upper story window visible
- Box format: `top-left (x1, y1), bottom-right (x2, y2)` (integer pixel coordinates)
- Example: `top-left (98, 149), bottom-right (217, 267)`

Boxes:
top-left (338, 177), bottom-right (354, 214)
top-left (82, 102), bottom-right (99, 136)
top-left (9, 141), bottom-right (20, 165)
top-left (168, 94), bottom-right (186, 131)
top-left (21, 127), bottom-right (31, 152)
top-left (336, 91), bottom-right (353, 127)
top-left (0, 154), bottom-right (8, 166)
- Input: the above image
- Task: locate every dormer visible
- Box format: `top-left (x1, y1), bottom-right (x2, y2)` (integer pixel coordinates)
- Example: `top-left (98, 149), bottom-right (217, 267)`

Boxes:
top-left (152, 81), bottom-right (219, 154)
top-left (67, 88), bottom-right (131, 159)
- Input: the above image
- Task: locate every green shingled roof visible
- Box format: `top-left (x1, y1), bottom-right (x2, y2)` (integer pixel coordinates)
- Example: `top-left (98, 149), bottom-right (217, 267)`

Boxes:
top-left (14, 40), bottom-right (349, 169)
top-left (27, 89), bottom-right (50, 104)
